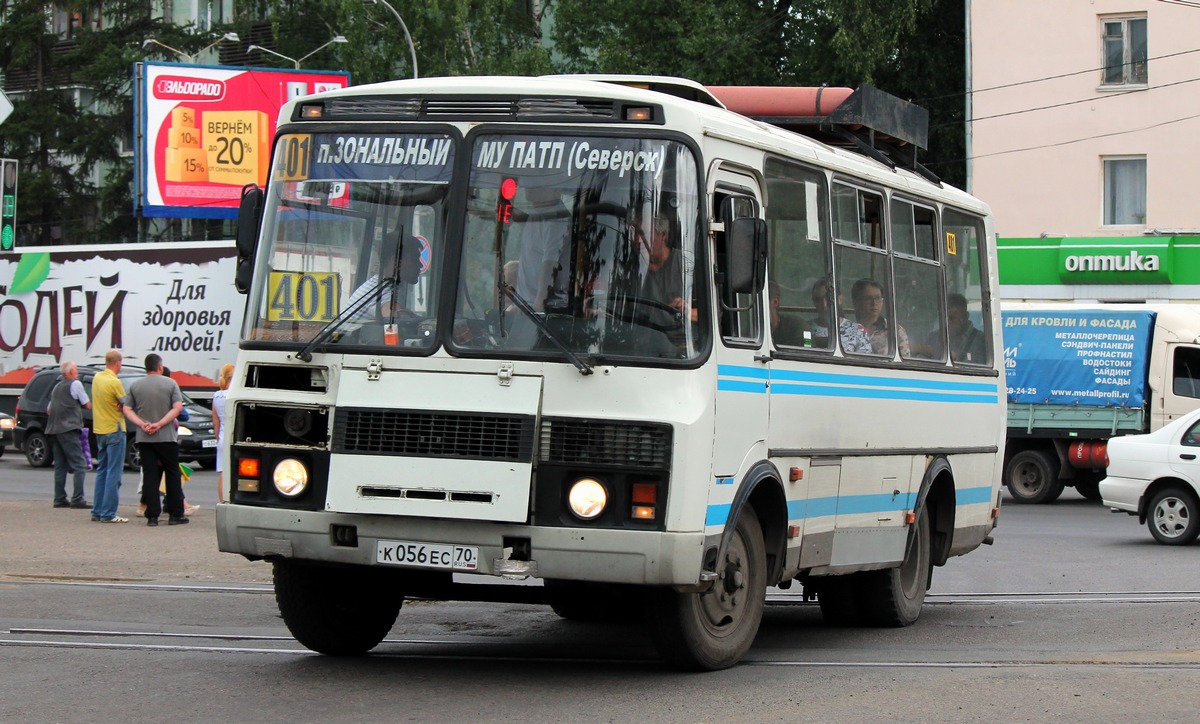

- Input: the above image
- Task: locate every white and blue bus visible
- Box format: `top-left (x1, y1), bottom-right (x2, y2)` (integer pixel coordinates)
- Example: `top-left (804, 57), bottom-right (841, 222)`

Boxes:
top-left (218, 75), bottom-right (1004, 670)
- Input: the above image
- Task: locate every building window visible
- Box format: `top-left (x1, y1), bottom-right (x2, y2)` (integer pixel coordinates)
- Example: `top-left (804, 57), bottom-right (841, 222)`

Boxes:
top-left (1101, 16), bottom-right (1148, 86)
top-left (1103, 157), bottom-right (1147, 226)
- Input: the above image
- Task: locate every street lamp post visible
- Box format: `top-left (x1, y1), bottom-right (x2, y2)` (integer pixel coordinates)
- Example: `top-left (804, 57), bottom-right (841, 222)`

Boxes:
top-left (363, 0), bottom-right (419, 79)
top-left (142, 32), bottom-right (240, 63)
top-left (248, 36), bottom-right (349, 69)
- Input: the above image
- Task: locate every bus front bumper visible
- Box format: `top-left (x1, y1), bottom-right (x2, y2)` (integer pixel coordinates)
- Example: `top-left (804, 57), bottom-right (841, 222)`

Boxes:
top-left (216, 504), bottom-right (707, 587)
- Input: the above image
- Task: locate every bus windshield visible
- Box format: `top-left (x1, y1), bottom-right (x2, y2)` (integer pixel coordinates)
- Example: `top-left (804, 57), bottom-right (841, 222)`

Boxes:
top-left (243, 131), bottom-right (454, 351)
top-left (452, 133), bottom-right (707, 363)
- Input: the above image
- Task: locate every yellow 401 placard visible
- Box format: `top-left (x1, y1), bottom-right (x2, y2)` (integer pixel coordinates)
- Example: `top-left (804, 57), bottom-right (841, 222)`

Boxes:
top-left (266, 271), bottom-right (341, 322)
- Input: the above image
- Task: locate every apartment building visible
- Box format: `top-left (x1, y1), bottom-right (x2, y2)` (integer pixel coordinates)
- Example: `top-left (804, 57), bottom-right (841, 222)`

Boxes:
top-left (969, 0), bottom-right (1200, 302)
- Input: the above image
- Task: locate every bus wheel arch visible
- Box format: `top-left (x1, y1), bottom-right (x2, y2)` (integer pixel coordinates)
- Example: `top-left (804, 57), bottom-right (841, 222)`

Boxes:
top-left (919, 458), bottom-right (957, 569)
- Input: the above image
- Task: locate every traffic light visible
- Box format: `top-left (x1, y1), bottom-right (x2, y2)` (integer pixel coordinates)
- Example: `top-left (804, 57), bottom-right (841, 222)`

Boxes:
top-left (0, 158), bottom-right (16, 252)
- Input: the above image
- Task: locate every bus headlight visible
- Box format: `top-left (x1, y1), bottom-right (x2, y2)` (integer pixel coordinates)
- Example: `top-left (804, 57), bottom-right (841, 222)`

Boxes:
top-left (273, 458), bottom-right (309, 498)
top-left (567, 478), bottom-right (607, 520)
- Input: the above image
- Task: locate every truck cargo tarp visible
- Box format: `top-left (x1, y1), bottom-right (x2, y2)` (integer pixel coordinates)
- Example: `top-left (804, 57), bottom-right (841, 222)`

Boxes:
top-left (1002, 310), bottom-right (1153, 407)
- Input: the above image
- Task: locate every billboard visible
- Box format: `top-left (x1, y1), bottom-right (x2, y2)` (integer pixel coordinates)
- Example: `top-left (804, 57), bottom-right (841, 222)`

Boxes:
top-left (0, 242), bottom-right (242, 398)
top-left (135, 61), bottom-right (350, 219)
top-left (1002, 309), bottom-right (1154, 408)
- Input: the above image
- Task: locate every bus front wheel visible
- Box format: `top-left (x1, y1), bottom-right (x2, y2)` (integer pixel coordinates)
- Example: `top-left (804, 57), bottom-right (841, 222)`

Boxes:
top-left (645, 505), bottom-right (766, 671)
top-left (273, 560), bottom-right (402, 656)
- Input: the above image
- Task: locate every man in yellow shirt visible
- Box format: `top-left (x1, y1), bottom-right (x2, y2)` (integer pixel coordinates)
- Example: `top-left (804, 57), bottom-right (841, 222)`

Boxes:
top-left (90, 350), bottom-right (129, 523)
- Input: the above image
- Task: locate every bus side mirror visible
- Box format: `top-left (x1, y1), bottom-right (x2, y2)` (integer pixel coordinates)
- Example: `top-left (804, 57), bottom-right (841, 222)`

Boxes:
top-left (234, 184), bottom-right (263, 294)
top-left (727, 217), bottom-right (767, 295)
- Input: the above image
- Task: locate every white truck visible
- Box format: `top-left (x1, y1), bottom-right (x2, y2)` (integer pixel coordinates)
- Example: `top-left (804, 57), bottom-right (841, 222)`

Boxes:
top-left (1002, 303), bottom-right (1200, 503)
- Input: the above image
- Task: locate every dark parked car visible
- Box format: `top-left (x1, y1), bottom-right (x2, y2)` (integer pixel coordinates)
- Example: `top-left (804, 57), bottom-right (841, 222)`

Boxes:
top-left (0, 410), bottom-right (14, 456)
top-left (14, 365), bottom-right (216, 470)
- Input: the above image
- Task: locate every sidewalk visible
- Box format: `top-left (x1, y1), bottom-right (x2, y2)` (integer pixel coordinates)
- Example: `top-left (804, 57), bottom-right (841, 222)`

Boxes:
top-left (0, 500), bottom-right (272, 584)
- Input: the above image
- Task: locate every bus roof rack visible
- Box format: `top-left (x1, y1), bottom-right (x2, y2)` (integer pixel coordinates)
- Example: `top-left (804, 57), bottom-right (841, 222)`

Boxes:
top-left (706, 84), bottom-right (939, 185)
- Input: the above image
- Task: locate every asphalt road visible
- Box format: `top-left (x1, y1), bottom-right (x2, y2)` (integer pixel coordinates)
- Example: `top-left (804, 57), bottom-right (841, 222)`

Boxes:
top-left (1, 450), bottom-right (1197, 722)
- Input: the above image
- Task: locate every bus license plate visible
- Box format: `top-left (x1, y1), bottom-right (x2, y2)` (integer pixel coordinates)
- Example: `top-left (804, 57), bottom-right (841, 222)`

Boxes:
top-left (376, 540), bottom-right (479, 571)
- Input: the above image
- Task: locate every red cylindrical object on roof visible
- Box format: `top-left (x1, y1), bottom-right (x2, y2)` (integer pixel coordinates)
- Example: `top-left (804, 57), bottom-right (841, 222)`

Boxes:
top-left (706, 86), bottom-right (854, 118)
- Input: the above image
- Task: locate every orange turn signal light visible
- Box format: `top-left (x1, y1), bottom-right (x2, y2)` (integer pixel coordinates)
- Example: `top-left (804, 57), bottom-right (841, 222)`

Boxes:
top-left (238, 457), bottom-right (261, 478)
top-left (631, 505), bottom-right (656, 520)
top-left (631, 483), bottom-right (657, 505)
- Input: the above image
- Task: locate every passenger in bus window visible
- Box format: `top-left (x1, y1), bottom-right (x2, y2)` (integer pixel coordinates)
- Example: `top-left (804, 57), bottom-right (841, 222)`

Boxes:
top-left (769, 282), bottom-right (807, 346)
top-left (852, 278), bottom-right (910, 357)
top-left (930, 292), bottom-right (985, 363)
top-left (633, 212), bottom-right (696, 326)
top-left (810, 277), bottom-right (872, 353)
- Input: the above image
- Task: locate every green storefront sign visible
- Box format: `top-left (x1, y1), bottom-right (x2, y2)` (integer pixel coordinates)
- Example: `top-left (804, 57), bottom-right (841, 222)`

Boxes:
top-left (998, 236), bottom-right (1200, 285)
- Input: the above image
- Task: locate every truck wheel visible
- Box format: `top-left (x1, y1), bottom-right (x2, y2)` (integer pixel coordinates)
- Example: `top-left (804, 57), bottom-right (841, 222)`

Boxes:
top-left (645, 505), bottom-right (766, 670)
top-left (1146, 487), bottom-right (1200, 546)
top-left (24, 431), bottom-right (52, 468)
top-left (857, 510), bottom-right (932, 627)
top-left (273, 561), bottom-right (403, 655)
top-left (1006, 450), bottom-right (1064, 504)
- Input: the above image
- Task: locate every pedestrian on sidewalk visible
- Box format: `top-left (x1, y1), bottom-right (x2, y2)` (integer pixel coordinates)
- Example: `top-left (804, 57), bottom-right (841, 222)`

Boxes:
top-left (46, 361), bottom-right (91, 509)
top-left (90, 349), bottom-right (129, 523)
top-left (123, 353), bottom-right (187, 527)
top-left (212, 363), bottom-right (234, 504)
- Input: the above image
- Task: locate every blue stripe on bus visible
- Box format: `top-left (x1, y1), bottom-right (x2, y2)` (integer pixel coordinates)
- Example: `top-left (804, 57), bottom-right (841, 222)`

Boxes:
top-left (717, 379), bottom-right (768, 394)
top-left (704, 485), bottom-right (994, 527)
top-left (716, 364), bottom-right (999, 404)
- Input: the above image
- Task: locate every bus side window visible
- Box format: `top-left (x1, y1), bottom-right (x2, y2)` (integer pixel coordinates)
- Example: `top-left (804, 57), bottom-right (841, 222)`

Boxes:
top-left (892, 199), bottom-right (944, 362)
top-left (765, 158), bottom-right (830, 351)
top-left (715, 191), bottom-right (763, 345)
top-left (942, 209), bottom-right (992, 366)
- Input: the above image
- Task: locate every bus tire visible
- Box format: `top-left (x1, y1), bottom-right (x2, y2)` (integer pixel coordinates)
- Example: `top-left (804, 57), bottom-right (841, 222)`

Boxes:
top-left (273, 560), bottom-right (402, 656)
top-left (1006, 449), bottom-right (1064, 504)
top-left (645, 505), bottom-right (766, 670)
top-left (546, 581), bottom-right (642, 622)
top-left (857, 510), bottom-right (932, 627)
top-left (816, 575), bottom-right (863, 626)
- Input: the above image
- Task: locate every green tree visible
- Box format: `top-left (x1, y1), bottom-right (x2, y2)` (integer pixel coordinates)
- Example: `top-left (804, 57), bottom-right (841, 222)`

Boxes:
top-left (549, 0), bottom-right (966, 186)
top-left (239, 0), bottom-right (553, 82)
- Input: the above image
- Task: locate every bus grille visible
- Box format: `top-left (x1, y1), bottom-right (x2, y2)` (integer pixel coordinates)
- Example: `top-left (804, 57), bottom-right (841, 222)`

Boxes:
top-left (333, 409), bottom-right (535, 462)
top-left (539, 418), bottom-right (672, 469)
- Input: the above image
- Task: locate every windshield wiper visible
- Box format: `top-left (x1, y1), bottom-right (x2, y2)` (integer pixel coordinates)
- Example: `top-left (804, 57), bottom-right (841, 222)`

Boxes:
top-left (500, 282), bottom-right (593, 376)
top-left (295, 277), bottom-right (390, 362)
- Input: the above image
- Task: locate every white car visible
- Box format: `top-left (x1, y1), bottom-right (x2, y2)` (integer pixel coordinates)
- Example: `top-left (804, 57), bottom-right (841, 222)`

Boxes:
top-left (1100, 407), bottom-right (1200, 545)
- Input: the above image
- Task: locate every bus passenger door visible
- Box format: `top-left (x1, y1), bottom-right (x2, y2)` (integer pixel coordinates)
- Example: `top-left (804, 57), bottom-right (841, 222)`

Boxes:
top-left (710, 178), bottom-right (770, 484)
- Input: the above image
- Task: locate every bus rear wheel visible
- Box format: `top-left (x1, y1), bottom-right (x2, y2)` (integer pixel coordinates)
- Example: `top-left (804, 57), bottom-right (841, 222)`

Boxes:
top-left (273, 560), bottom-right (403, 656)
top-left (857, 509), bottom-right (932, 627)
top-left (1006, 449), bottom-right (1064, 504)
top-left (646, 505), bottom-right (766, 671)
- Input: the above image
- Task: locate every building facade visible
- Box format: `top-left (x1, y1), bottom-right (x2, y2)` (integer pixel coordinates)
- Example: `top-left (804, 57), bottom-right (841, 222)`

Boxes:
top-left (969, 0), bottom-right (1200, 302)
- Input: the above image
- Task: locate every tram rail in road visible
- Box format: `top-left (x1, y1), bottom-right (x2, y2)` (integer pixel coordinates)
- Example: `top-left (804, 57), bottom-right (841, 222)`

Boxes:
top-left (2, 579), bottom-right (1199, 669)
